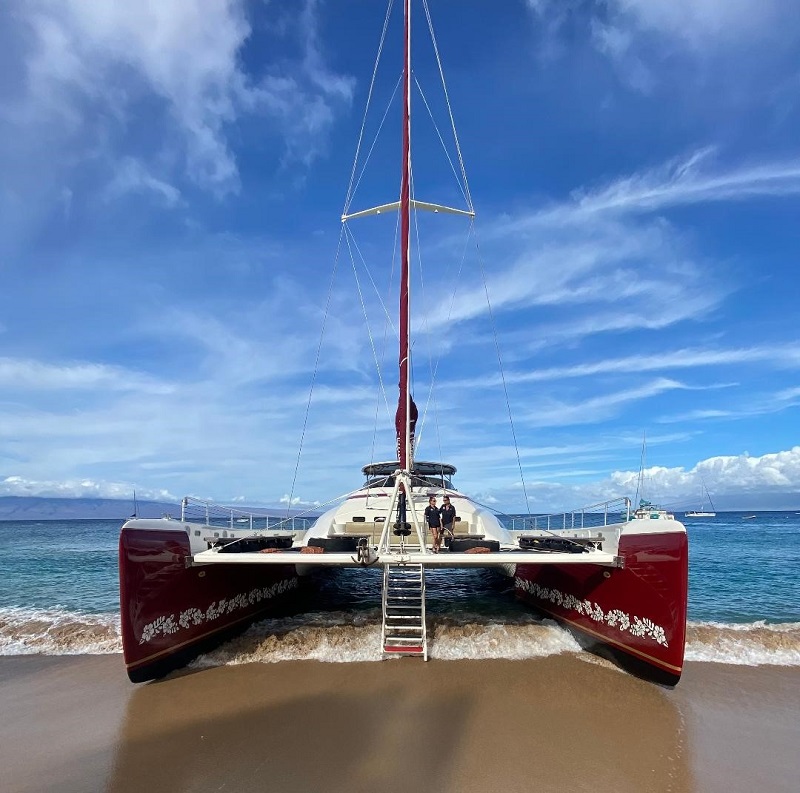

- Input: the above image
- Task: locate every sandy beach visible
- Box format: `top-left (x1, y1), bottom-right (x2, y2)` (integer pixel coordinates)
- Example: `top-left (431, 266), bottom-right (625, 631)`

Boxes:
top-left (1, 654), bottom-right (798, 793)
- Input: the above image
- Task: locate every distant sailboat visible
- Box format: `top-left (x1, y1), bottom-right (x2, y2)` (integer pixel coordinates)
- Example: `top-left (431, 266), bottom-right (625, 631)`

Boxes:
top-left (685, 482), bottom-right (716, 518)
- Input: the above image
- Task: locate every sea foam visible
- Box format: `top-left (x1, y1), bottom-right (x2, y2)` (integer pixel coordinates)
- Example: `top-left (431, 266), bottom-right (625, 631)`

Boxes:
top-left (685, 620), bottom-right (800, 666)
top-left (2, 606), bottom-right (800, 668)
top-left (0, 606), bottom-right (121, 655)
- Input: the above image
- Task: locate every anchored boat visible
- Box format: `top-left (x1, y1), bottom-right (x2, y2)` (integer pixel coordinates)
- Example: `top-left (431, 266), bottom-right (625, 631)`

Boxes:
top-left (685, 482), bottom-right (717, 518)
top-left (119, 0), bottom-right (688, 685)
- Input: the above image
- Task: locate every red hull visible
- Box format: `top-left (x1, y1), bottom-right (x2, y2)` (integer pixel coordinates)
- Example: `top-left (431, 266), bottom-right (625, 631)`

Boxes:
top-left (515, 530), bottom-right (688, 685)
top-left (119, 526), bottom-right (300, 682)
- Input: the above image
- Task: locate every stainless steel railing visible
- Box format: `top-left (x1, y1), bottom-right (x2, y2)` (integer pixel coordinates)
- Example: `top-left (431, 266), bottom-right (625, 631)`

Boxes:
top-left (179, 496), bottom-right (315, 532)
top-left (499, 496), bottom-right (631, 532)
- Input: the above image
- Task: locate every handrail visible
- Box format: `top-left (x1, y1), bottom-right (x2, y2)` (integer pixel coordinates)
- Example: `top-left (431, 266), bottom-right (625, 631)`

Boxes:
top-left (179, 496), bottom-right (315, 533)
top-left (499, 497), bottom-right (631, 532)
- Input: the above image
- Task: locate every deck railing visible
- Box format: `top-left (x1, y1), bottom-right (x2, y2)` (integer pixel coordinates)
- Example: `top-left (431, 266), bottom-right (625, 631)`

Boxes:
top-left (499, 496), bottom-right (631, 533)
top-left (180, 496), bottom-right (315, 533)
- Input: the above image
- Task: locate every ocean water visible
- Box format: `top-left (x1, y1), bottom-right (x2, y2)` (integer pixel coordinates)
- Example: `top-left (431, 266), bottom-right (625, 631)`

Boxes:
top-left (1, 512), bottom-right (799, 666)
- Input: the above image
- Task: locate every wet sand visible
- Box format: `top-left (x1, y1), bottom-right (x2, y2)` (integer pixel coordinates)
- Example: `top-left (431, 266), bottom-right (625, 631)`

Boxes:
top-left (1, 654), bottom-right (798, 793)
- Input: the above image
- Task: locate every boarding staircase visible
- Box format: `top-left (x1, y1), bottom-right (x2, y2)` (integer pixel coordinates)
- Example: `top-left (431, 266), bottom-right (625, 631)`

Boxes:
top-left (381, 563), bottom-right (428, 660)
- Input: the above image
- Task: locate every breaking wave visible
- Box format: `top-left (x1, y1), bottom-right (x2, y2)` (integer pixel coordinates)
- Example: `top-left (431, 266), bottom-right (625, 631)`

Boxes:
top-left (193, 610), bottom-right (582, 667)
top-left (0, 607), bottom-right (121, 655)
top-left (2, 607), bottom-right (799, 668)
top-left (685, 620), bottom-right (800, 666)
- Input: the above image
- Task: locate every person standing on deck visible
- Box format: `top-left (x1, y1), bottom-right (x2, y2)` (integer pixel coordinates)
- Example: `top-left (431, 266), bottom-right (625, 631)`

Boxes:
top-left (440, 495), bottom-right (456, 547)
top-left (424, 495), bottom-right (442, 553)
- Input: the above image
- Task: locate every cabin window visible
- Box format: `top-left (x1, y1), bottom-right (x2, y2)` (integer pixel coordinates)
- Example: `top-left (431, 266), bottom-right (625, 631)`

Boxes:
top-left (195, 530), bottom-right (201, 536)
top-left (352, 516), bottom-right (366, 522)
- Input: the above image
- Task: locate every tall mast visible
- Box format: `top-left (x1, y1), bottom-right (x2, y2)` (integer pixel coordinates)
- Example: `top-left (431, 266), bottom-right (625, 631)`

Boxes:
top-left (397, 0), bottom-right (413, 471)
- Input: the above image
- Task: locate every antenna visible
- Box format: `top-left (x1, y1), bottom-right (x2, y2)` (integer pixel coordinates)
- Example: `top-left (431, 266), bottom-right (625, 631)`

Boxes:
top-left (634, 432), bottom-right (646, 507)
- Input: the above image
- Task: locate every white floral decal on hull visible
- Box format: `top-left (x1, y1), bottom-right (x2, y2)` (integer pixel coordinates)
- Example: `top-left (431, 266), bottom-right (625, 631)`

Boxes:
top-left (515, 577), bottom-right (669, 648)
top-left (139, 576), bottom-right (300, 645)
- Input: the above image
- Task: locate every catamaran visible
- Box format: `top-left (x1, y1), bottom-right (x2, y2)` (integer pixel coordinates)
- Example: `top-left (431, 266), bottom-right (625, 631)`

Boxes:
top-left (119, 0), bottom-right (688, 686)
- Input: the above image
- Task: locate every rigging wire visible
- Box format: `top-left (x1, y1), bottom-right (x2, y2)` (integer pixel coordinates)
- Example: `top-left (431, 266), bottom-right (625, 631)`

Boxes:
top-left (413, 75), bottom-right (470, 209)
top-left (344, 224), bottom-right (398, 339)
top-left (285, 226), bottom-right (347, 518)
top-left (344, 225), bottom-right (393, 423)
top-left (343, 0), bottom-right (396, 216)
top-left (407, 163), bottom-right (444, 463)
top-left (368, 210), bottom-right (402, 469)
top-left (472, 228), bottom-right (532, 515)
top-left (347, 74), bottom-right (403, 214)
top-left (421, 0), bottom-right (474, 213)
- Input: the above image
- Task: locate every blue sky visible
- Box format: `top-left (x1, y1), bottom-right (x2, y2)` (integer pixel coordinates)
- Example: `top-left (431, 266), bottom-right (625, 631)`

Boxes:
top-left (1, 0), bottom-right (799, 512)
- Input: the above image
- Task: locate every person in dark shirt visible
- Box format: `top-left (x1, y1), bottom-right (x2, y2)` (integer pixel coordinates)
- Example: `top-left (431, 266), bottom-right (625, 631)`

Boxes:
top-left (424, 495), bottom-right (442, 552)
top-left (439, 495), bottom-right (456, 546)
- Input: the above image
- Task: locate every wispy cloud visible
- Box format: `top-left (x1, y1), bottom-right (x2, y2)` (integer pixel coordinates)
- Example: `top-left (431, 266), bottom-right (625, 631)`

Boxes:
top-left (419, 149), bottom-right (800, 343)
top-left (454, 344), bottom-right (800, 389)
top-left (517, 377), bottom-right (691, 428)
top-left (104, 158), bottom-right (182, 208)
top-left (527, 0), bottom-right (790, 95)
top-left (570, 149), bottom-right (800, 216)
top-left (0, 357), bottom-right (173, 393)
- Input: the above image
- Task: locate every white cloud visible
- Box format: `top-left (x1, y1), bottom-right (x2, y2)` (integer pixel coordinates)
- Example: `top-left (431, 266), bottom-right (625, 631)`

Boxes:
top-left (0, 475), bottom-right (175, 501)
top-left (528, 1), bottom-right (781, 49)
top-left (13, 0), bottom-right (354, 194)
top-left (464, 445), bottom-right (800, 512)
top-left (419, 150), bottom-right (800, 346)
top-left (569, 149), bottom-right (800, 216)
top-left (602, 0), bottom-right (780, 48)
top-left (455, 344), bottom-right (800, 390)
top-left (0, 357), bottom-right (173, 393)
top-left (527, 0), bottom-right (787, 93)
top-left (517, 377), bottom-right (691, 428)
top-left (104, 158), bottom-right (182, 207)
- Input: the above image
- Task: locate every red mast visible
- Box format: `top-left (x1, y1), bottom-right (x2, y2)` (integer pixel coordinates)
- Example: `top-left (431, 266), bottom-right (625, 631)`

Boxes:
top-left (396, 0), bottom-right (413, 471)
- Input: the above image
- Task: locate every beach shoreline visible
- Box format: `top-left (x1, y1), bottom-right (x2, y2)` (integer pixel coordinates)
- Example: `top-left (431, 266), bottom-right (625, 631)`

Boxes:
top-left (1, 654), bottom-right (798, 793)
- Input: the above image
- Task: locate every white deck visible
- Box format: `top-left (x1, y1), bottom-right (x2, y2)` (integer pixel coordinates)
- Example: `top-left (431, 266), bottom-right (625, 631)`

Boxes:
top-left (190, 548), bottom-right (623, 568)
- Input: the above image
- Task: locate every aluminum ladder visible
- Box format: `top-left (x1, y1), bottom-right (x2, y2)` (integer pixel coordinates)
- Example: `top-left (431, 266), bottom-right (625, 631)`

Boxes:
top-left (381, 563), bottom-right (427, 660)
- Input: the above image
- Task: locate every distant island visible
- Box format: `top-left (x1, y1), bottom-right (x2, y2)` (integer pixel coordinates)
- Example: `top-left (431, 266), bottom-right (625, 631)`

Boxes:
top-left (0, 496), bottom-right (179, 520)
top-left (0, 496), bottom-right (315, 521)
top-left (1, 494), bottom-right (798, 521)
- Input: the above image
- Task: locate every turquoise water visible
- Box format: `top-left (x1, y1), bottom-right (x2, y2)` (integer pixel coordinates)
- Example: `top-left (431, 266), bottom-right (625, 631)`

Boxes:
top-left (1, 513), bottom-right (799, 663)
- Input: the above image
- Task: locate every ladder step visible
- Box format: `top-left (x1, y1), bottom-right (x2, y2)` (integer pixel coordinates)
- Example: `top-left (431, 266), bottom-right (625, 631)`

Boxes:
top-left (382, 564), bottom-right (426, 660)
top-left (385, 638), bottom-right (423, 643)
